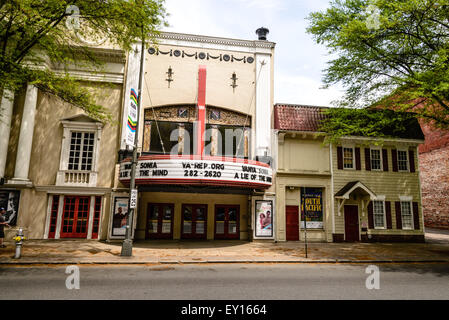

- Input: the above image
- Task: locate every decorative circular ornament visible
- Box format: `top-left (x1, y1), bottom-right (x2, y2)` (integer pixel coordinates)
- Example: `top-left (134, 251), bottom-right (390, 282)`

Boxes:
top-left (223, 54), bottom-right (231, 62)
top-left (198, 52), bottom-right (206, 60)
top-left (73, 19), bottom-right (108, 46)
top-left (148, 47), bottom-right (156, 55)
top-left (173, 50), bottom-right (181, 57)
top-left (247, 56), bottom-right (254, 64)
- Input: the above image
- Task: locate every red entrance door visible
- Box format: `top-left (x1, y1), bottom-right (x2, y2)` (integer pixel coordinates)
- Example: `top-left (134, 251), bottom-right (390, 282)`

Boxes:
top-left (214, 205), bottom-right (240, 239)
top-left (286, 206), bottom-right (300, 241)
top-left (344, 205), bottom-right (360, 242)
top-left (146, 203), bottom-right (174, 239)
top-left (60, 196), bottom-right (90, 238)
top-left (181, 204), bottom-right (207, 239)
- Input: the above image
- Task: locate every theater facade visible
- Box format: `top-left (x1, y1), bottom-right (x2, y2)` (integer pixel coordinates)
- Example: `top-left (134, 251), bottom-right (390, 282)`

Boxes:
top-left (112, 31), bottom-right (276, 241)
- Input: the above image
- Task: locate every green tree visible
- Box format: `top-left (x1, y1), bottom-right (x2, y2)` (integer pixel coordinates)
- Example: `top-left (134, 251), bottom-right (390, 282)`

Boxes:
top-left (0, 0), bottom-right (167, 122)
top-left (307, 0), bottom-right (449, 133)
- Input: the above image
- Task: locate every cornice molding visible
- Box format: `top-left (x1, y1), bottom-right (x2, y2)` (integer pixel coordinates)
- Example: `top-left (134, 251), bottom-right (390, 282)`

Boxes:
top-left (156, 31), bottom-right (276, 49)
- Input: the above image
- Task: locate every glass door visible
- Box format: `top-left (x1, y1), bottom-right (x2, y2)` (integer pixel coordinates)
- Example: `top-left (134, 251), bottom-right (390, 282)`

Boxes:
top-left (181, 204), bottom-right (207, 239)
top-left (60, 196), bottom-right (90, 238)
top-left (214, 205), bottom-right (240, 239)
top-left (146, 203), bottom-right (174, 239)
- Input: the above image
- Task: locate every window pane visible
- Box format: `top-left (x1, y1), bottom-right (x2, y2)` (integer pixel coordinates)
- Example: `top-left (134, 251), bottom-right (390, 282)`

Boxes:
top-left (343, 148), bottom-right (353, 168)
top-left (149, 121), bottom-right (181, 154)
top-left (401, 201), bottom-right (413, 229)
top-left (398, 151), bottom-right (408, 171)
top-left (371, 149), bottom-right (381, 170)
top-left (373, 200), bottom-right (385, 228)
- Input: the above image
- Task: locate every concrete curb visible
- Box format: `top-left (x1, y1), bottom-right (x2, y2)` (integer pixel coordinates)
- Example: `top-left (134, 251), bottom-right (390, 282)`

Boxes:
top-left (0, 259), bottom-right (447, 265)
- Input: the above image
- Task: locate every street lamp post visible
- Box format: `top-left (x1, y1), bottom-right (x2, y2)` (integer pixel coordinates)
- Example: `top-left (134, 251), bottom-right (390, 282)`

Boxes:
top-left (121, 24), bottom-right (146, 257)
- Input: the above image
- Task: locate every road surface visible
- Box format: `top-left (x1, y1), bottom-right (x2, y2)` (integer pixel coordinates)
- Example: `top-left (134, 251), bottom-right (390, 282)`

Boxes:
top-left (1, 263), bottom-right (448, 300)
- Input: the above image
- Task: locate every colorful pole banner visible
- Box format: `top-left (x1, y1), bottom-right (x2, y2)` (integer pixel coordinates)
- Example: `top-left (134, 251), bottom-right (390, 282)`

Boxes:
top-left (126, 88), bottom-right (138, 147)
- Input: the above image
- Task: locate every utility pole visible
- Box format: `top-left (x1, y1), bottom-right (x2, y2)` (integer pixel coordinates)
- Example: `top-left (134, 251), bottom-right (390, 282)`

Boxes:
top-left (302, 187), bottom-right (308, 258)
top-left (121, 14), bottom-right (145, 257)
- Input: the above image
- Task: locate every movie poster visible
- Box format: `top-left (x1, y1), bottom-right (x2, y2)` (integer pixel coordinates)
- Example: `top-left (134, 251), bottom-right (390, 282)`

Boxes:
top-left (111, 197), bottom-right (129, 236)
top-left (301, 188), bottom-right (323, 229)
top-left (255, 200), bottom-right (273, 237)
top-left (0, 190), bottom-right (20, 226)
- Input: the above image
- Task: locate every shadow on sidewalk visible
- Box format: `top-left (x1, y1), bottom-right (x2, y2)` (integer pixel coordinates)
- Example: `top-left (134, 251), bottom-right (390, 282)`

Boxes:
top-left (377, 262), bottom-right (449, 277)
top-left (104, 240), bottom-right (251, 250)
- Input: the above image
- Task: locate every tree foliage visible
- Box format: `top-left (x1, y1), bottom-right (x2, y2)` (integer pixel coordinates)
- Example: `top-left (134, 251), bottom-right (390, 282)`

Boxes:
top-left (0, 0), bottom-right (167, 122)
top-left (307, 0), bottom-right (449, 132)
top-left (319, 107), bottom-right (423, 144)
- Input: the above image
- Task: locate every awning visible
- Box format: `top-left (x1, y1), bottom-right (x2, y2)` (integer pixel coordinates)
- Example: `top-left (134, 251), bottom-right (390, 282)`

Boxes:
top-left (335, 181), bottom-right (376, 200)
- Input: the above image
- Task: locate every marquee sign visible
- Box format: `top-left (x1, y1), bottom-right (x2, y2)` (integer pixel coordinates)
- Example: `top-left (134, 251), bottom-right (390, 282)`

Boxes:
top-left (119, 157), bottom-right (272, 189)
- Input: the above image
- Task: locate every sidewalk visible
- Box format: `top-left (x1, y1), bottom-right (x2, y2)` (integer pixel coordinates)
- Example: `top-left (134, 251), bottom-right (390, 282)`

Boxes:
top-left (0, 230), bottom-right (448, 265)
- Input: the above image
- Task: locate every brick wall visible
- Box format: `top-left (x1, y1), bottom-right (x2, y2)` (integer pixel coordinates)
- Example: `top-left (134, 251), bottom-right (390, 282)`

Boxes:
top-left (419, 144), bottom-right (449, 229)
top-left (419, 122), bottom-right (449, 153)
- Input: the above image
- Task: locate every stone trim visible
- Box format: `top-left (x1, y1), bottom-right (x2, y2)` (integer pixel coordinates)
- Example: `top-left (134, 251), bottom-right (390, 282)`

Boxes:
top-left (157, 31), bottom-right (276, 49)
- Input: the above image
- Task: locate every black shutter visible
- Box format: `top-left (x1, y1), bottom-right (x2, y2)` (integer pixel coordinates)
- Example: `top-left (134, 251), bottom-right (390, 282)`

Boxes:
top-left (368, 202), bottom-right (374, 229)
top-left (392, 149), bottom-right (398, 172)
top-left (413, 202), bottom-right (420, 230)
top-left (382, 149), bottom-right (389, 171)
top-left (409, 150), bottom-right (416, 173)
top-left (337, 147), bottom-right (343, 170)
top-left (395, 201), bottom-right (402, 229)
top-left (386, 201), bottom-right (392, 229)
top-left (355, 147), bottom-right (361, 170)
top-left (365, 148), bottom-right (371, 171)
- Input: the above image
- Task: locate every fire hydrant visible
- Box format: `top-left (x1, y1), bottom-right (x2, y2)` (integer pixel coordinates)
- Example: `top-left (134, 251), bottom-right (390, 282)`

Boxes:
top-left (13, 228), bottom-right (26, 259)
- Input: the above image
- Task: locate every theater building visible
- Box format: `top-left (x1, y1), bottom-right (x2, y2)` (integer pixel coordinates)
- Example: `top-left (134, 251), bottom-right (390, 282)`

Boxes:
top-left (0, 43), bottom-right (126, 240)
top-left (115, 31), bottom-right (276, 241)
top-left (274, 104), bottom-right (426, 242)
top-left (0, 29), bottom-right (276, 241)
top-left (114, 33), bottom-right (275, 240)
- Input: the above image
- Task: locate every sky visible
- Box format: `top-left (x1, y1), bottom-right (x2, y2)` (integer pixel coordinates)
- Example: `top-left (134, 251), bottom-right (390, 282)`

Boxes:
top-left (162, 0), bottom-right (344, 107)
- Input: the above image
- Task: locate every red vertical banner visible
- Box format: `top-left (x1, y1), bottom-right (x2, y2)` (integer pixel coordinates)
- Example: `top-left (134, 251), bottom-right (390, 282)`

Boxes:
top-left (196, 66), bottom-right (207, 156)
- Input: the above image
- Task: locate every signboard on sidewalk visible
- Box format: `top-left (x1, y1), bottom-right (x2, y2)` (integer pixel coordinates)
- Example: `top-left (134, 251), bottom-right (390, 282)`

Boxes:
top-left (301, 188), bottom-right (323, 229)
top-left (111, 197), bottom-right (129, 237)
top-left (255, 200), bottom-right (273, 237)
top-left (0, 190), bottom-right (20, 226)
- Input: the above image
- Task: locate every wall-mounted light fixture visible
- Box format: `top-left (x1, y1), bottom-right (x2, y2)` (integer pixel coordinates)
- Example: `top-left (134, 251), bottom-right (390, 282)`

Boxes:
top-left (230, 72), bottom-right (238, 92)
top-left (166, 66), bottom-right (174, 88)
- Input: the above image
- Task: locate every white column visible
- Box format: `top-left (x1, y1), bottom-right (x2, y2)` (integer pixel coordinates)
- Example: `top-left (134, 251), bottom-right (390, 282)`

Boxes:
top-left (12, 85), bottom-right (38, 183)
top-left (0, 89), bottom-right (14, 178)
top-left (255, 53), bottom-right (272, 157)
top-left (87, 196), bottom-right (95, 239)
top-left (55, 195), bottom-right (65, 239)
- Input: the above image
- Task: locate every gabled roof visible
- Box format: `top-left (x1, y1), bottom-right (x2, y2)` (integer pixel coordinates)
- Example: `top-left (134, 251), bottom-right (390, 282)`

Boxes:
top-left (274, 104), bottom-right (327, 132)
top-left (335, 181), bottom-right (377, 200)
top-left (274, 103), bottom-right (425, 140)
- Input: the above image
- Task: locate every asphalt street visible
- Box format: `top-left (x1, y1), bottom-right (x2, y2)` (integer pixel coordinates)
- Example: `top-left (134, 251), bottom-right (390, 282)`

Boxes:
top-left (0, 263), bottom-right (448, 300)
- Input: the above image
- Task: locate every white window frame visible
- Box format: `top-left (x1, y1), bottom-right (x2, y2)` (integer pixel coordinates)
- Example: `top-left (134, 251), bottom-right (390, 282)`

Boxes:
top-left (343, 146), bottom-right (355, 170)
top-left (372, 199), bottom-right (386, 229)
top-left (370, 147), bottom-right (383, 171)
top-left (57, 119), bottom-right (103, 187)
top-left (400, 200), bottom-right (414, 230)
top-left (397, 149), bottom-right (409, 172)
